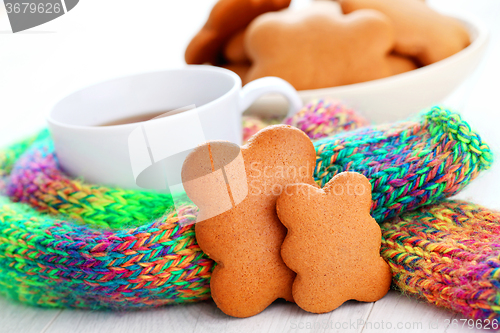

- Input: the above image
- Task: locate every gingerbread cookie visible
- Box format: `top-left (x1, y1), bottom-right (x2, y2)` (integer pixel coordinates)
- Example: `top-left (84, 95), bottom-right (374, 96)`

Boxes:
top-left (339, 0), bottom-right (470, 65)
top-left (276, 171), bottom-right (391, 314)
top-left (245, 2), bottom-right (395, 90)
top-left (185, 0), bottom-right (291, 65)
top-left (223, 29), bottom-right (249, 64)
top-left (221, 63), bottom-right (251, 84)
top-left (181, 125), bottom-right (317, 318)
top-left (388, 53), bottom-right (418, 75)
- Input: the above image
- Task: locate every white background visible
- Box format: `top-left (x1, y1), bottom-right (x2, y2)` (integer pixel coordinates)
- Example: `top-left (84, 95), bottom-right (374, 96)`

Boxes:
top-left (0, 1), bottom-right (499, 332)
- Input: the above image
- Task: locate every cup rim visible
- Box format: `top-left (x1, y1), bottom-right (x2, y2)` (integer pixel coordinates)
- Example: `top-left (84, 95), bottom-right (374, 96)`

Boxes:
top-left (46, 65), bottom-right (242, 131)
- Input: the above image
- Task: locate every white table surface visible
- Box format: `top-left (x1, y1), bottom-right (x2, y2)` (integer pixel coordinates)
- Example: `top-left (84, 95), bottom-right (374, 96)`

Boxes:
top-left (0, 1), bottom-right (499, 332)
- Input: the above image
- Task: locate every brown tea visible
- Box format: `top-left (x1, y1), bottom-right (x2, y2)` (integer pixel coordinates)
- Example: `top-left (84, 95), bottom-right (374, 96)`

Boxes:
top-left (99, 112), bottom-right (168, 126)
top-left (98, 105), bottom-right (195, 126)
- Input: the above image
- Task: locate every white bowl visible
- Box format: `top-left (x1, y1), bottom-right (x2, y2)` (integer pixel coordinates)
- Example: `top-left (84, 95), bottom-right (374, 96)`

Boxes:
top-left (245, 12), bottom-right (489, 124)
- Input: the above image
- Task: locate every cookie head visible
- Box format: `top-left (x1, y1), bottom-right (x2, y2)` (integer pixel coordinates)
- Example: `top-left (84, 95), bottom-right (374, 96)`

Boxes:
top-left (181, 141), bottom-right (248, 223)
top-left (244, 125), bottom-right (318, 197)
top-left (245, 2), bottom-right (395, 90)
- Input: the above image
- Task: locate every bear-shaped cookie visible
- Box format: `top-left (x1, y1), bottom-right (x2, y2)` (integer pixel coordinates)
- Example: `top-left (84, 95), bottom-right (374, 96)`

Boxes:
top-left (245, 2), bottom-right (396, 90)
top-left (276, 171), bottom-right (392, 313)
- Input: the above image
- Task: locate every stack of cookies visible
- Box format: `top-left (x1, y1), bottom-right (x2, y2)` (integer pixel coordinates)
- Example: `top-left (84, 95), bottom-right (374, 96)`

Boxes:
top-left (181, 125), bottom-right (392, 318)
top-left (185, 0), bottom-right (470, 90)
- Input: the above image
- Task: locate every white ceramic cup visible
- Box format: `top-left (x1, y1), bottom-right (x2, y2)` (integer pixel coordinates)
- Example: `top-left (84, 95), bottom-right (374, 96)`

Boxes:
top-left (47, 65), bottom-right (302, 190)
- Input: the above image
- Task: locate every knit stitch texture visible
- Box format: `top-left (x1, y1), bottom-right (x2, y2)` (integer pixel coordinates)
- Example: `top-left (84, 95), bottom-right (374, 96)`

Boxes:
top-left (242, 99), bottom-right (370, 142)
top-left (6, 139), bottom-right (174, 229)
top-left (381, 201), bottom-right (500, 320)
top-left (285, 99), bottom-right (370, 139)
top-left (314, 106), bottom-right (493, 222)
top-left (0, 196), bottom-right (212, 309)
top-left (0, 105), bottom-right (493, 312)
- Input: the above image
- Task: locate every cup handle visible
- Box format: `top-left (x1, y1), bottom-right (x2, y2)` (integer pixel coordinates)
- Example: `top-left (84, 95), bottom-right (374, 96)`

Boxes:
top-left (239, 77), bottom-right (303, 117)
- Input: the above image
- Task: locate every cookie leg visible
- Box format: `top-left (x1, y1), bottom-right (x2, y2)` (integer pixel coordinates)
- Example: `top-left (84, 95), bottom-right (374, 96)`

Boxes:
top-left (292, 258), bottom-right (391, 314)
top-left (353, 258), bottom-right (392, 303)
top-left (210, 264), bottom-right (294, 318)
top-left (292, 273), bottom-right (349, 314)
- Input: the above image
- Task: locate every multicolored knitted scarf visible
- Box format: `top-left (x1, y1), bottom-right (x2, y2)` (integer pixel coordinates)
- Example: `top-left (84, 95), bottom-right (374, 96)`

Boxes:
top-left (285, 99), bottom-right (370, 139)
top-left (381, 201), bottom-right (500, 321)
top-left (243, 99), bottom-right (370, 142)
top-left (0, 197), bottom-right (211, 309)
top-left (314, 107), bottom-right (492, 222)
top-left (0, 103), bottom-right (495, 317)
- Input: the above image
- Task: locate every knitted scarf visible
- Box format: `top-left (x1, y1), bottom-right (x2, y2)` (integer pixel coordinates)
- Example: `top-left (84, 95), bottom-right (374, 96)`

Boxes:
top-left (0, 103), bottom-right (496, 320)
